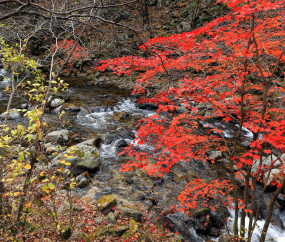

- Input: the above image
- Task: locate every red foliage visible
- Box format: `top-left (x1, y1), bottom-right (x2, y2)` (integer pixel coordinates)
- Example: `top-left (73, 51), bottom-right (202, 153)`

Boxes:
top-left (51, 40), bottom-right (87, 65)
top-left (96, 0), bottom-right (285, 213)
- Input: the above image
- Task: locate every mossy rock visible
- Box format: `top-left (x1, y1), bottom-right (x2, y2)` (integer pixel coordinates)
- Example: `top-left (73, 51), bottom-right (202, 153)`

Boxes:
top-left (121, 219), bottom-right (140, 239)
top-left (113, 223), bottom-right (128, 236)
top-left (94, 225), bottom-right (115, 239)
top-left (118, 204), bottom-right (143, 221)
top-left (96, 195), bottom-right (116, 212)
top-left (194, 207), bottom-right (211, 218)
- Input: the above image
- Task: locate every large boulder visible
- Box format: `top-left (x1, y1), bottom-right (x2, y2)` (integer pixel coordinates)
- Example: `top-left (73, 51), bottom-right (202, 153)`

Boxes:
top-left (251, 155), bottom-right (281, 174)
top-left (50, 139), bottom-right (101, 175)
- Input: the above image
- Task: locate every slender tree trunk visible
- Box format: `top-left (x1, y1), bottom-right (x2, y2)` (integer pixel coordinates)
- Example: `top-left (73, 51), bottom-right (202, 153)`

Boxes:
top-left (139, 0), bottom-right (150, 26)
top-left (260, 176), bottom-right (285, 242)
top-left (4, 78), bottom-right (15, 124)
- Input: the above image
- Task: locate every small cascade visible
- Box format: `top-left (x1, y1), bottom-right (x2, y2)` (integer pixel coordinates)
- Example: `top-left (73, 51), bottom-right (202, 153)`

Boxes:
top-left (227, 207), bottom-right (285, 242)
top-left (77, 98), bottom-right (156, 160)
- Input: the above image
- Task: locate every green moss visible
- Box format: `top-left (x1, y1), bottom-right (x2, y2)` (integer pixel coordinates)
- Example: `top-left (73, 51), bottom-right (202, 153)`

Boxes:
top-left (94, 225), bottom-right (115, 239)
top-left (96, 195), bottom-right (116, 211)
top-left (121, 219), bottom-right (140, 239)
top-left (195, 207), bottom-right (211, 217)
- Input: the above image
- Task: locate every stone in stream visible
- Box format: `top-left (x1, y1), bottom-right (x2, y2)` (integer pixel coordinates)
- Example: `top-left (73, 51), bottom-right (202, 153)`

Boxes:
top-left (50, 98), bottom-right (64, 108)
top-left (1, 110), bottom-right (22, 120)
top-left (45, 142), bottom-right (64, 155)
top-left (118, 204), bottom-right (143, 222)
top-left (76, 174), bottom-right (89, 188)
top-left (251, 155), bottom-right (281, 174)
top-left (50, 138), bottom-right (101, 175)
top-left (114, 139), bottom-right (128, 148)
top-left (136, 103), bottom-right (158, 110)
top-left (46, 129), bottom-right (69, 143)
top-left (208, 151), bottom-right (222, 161)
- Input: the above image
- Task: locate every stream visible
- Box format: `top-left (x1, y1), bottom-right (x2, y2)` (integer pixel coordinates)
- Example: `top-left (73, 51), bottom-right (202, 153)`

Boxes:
top-left (1, 71), bottom-right (285, 242)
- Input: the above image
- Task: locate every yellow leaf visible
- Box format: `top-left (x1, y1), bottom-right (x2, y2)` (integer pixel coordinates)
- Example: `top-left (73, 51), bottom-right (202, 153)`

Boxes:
top-left (60, 160), bottom-right (66, 164)
top-left (24, 203), bottom-right (31, 208)
top-left (14, 192), bottom-right (20, 197)
top-left (24, 164), bottom-right (31, 169)
top-left (65, 162), bottom-right (71, 166)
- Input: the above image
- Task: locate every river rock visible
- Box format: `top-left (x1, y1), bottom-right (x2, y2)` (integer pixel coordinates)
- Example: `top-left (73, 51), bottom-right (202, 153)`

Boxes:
top-left (114, 139), bottom-right (128, 148)
top-left (1, 110), bottom-right (22, 120)
top-left (176, 103), bottom-right (188, 113)
top-left (52, 105), bottom-right (63, 114)
top-left (45, 143), bottom-right (64, 155)
top-left (20, 103), bottom-right (28, 110)
top-left (251, 155), bottom-right (281, 174)
top-left (96, 195), bottom-right (117, 214)
top-left (46, 129), bottom-right (69, 143)
top-left (106, 212), bottom-right (117, 224)
top-left (208, 151), bottom-right (222, 161)
top-left (118, 204), bottom-right (143, 222)
top-left (50, 98), bottom-right (64, 108)
top-left (263, 169), bottom-right (280, 187)
top-left (76, 174), bottom-right (89, 188)
top-left (51, 139), bottom-right (101, 175)
top-left (136, 103), bottom-right (158, 110)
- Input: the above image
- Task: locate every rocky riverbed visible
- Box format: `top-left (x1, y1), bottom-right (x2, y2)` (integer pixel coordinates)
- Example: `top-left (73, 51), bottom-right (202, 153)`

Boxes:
top-left (1, 73), bottom-right (285, 242)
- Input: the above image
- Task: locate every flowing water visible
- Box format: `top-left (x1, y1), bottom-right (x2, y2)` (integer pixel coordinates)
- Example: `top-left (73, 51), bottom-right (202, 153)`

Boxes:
top-left (1, 72), bottom-right (285, 241)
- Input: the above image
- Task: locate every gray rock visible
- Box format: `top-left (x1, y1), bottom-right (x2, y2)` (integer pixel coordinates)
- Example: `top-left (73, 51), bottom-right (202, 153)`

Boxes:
top-left (263, 169), bottom-right (280, 187)
top-left (180, 22), bottom-right (191, 32)
top-left (46, 129), bottom-right (69, 143)
top-left (50, 98), bottom-right (64, 108)
top-left (57, 202), bottom-right (80, 215)
top-left (95, 216), bottom-right (102, 225)
top-left (251, 155), bottom-right (280, 173)
top-left (76, 175), bottom-right (89, 188)
top-left (240, 140), bottom-right (251, 147)
top-left (66, 106), bottom-right (81, 112)
top-left (62, 169), bottom-right (71, 178)
top-left (51, 139), bottom-right (101, 174)
top-left (209, 151), bottom-right (222, 161)
top-left (52, 105), bottom-right (63, 114)
top-left (118, 205), bottom-right (143, 221)
top-left (114, 139), bottom-right (128, 148)
top-left (176, 103), bottom-right (188, 113)
top-left (20, 103), bottom-right (28, 110)
top-left (114, 210), bottom-right (120, 220)
top-left (45, 143), bottom-right (64, 155)
top-left (78, 177), bottom-right (89, 188)
top-left (2, 110), bottom-right (22, 120)
top-left (106, 212), bottom-right (117, 224)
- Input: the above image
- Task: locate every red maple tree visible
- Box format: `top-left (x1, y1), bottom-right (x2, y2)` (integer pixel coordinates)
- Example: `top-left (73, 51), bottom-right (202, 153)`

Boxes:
top-left (97, 0), bottom-right (285, 241)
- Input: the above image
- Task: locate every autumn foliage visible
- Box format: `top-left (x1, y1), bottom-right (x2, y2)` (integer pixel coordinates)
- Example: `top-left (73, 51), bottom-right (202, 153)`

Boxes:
top-left (97, 0), bottom-right (285, 241)
top-left (51, 40), bottom-right (87, 65)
